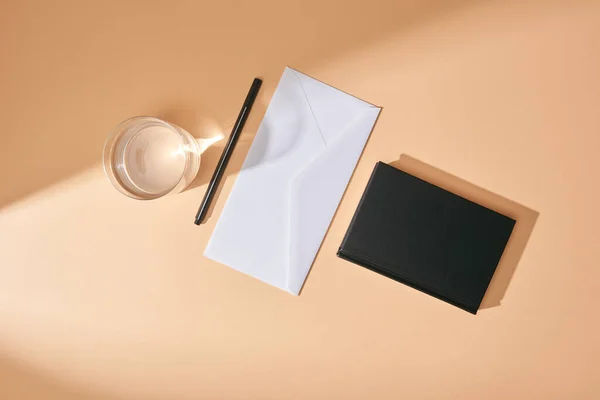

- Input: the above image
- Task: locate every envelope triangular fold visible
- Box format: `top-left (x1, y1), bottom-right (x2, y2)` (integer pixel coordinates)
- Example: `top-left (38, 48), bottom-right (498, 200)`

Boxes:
top-left (286, 107), bottom-right (380, 294)
top-left (290, 67), bottom-right (377, 144)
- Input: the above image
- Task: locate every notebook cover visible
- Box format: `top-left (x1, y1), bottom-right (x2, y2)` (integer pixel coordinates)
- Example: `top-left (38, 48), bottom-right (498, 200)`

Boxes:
top-left (337, 162), bottom-right (516, 314)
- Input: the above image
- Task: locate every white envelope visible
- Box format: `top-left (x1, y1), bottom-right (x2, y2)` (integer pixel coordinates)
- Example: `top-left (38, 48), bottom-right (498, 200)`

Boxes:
top-left (204, 67), bottom-right (381, 294)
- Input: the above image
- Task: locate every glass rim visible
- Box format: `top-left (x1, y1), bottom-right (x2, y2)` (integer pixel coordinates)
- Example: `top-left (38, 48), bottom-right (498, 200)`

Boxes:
top-left (102, 116), bottom-right (196, 200)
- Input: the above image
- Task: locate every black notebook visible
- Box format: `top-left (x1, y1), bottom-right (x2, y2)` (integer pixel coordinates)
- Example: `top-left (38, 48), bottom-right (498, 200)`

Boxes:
top-left (338, 162), bottom-right (516, 314)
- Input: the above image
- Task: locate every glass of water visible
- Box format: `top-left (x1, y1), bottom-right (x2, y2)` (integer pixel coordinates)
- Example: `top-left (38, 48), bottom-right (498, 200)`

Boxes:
top-left (103, 116), bottom-right (201, 200)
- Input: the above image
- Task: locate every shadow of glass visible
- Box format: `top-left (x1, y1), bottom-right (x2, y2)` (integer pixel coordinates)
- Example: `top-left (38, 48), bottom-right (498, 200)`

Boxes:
top-left (239, 104), bottom-right (306, 172)
top-left (156, 96), bottom-right (269, 223)
top-left (389, 154), bottom-right (539, 310)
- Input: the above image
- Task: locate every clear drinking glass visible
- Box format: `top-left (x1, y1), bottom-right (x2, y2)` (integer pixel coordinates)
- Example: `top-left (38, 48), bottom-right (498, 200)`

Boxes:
top-left (103, 116), bottom-right (201, 200)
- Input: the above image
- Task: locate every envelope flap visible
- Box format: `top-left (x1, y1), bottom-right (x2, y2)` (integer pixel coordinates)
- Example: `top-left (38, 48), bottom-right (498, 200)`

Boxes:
top-left (290, 68), bottom-right (377, 145)
top-left (286, 107), bottom-right (381, 294)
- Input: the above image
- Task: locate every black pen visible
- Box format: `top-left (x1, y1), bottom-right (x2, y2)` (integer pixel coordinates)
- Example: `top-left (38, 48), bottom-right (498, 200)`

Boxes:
top-left (194, 77), bottom-right (262, 225)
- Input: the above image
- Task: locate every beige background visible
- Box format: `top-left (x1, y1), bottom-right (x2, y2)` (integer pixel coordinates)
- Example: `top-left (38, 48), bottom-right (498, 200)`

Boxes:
top-left (1, 0), bottom-right (599, 399)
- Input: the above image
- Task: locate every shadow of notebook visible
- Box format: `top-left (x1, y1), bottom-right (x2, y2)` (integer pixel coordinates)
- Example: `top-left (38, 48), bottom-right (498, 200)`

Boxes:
top-left (337, 162), bottom-right (516, 314)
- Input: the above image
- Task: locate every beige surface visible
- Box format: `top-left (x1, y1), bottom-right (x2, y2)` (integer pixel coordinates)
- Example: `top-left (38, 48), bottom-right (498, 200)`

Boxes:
top-left (1, 1), bottom-right (599, 399)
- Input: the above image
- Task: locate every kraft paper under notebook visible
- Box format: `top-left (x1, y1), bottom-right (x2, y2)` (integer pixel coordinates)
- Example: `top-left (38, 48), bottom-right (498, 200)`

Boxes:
top-left (337, 162), bottom-right (516, 314)
top-left (204, 67), bottom-right (381, 294)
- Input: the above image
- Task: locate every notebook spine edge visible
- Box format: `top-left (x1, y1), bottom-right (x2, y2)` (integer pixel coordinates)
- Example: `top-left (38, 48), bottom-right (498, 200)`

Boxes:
top-left (337, 249), bottom-right (478, 314)
top-left (338, 162), bottom-right (384, 253)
